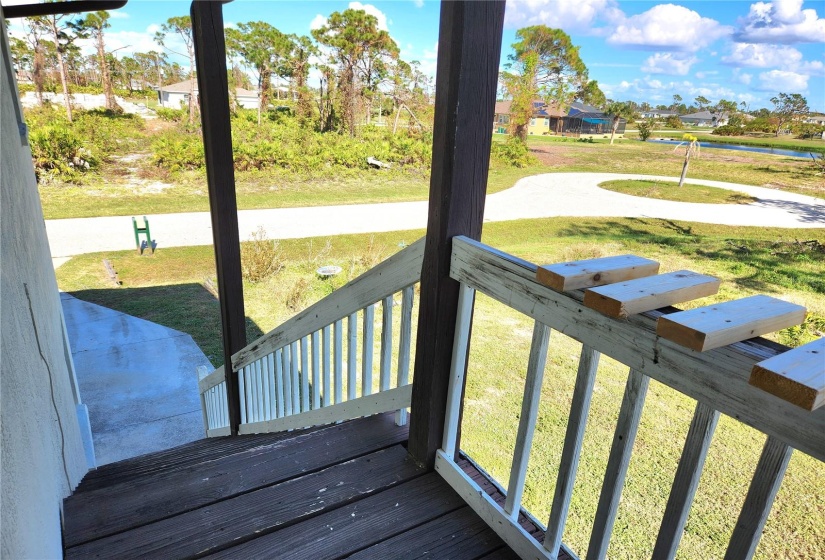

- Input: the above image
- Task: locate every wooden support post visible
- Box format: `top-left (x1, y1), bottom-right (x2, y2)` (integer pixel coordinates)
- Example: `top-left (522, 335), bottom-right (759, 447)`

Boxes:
top-left (191, 0), bottom-right (246, 435)
top-left (408, 1), bottom-right (505, 469)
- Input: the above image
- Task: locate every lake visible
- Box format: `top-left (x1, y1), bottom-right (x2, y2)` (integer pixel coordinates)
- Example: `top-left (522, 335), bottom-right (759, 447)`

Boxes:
top-left (648, 139), bottom-right (815, 159)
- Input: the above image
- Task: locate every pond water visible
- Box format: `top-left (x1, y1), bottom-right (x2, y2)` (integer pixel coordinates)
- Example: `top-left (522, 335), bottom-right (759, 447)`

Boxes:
top-left (648, 139), bottom-right (815, 159)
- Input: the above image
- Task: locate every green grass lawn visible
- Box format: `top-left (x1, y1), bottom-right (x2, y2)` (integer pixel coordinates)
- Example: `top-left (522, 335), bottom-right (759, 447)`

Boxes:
top-left (56, 218), bottom-right (825, 559)
top-left (625, 130), bottom-right (825, 154)
top-left (598, 179), bottom-right (758, 204)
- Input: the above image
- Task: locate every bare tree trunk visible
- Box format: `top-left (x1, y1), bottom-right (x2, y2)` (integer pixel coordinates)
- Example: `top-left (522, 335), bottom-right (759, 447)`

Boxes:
top-left (609, 118), bottom-right (618, 145)
top-left (50, 19), bottom-right (73, 121)
top-left (33, 46), bottom-right (45, 106)
top-left (393, 105), bottom-right (402, 134)
top-left (187, 45), bottom-right (196, 124)
top-left (98, 33), bottom-right (120, 112)
top-left (678, 151), bottom-right (691, 187)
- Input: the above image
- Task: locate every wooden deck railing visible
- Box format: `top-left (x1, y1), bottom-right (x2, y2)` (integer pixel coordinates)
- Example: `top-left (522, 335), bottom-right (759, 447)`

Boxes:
top-left (198, 238), bottom-right (424, 437)
top-left (436, 236), bottom-right (823, 560)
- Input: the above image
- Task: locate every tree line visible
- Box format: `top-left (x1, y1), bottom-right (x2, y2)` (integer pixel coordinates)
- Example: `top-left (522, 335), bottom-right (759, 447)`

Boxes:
top-left (11, 8), bottom-right (432, 135)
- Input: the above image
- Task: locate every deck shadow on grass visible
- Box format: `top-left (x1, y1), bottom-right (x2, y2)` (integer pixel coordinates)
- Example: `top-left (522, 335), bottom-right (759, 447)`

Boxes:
top-left (68, 283), bottom-right (264, 369)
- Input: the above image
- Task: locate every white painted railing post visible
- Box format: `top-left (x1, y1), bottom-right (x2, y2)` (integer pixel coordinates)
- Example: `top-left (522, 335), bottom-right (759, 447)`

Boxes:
top-left (347, 313), bottom-right (357, 401)
top-left (442, 282), bottom-right (476, 459)
top-left (586, 368), bottom-right (650, 560)
top-left (380, 296), bottom-right (393, 392)
top-left (362, 304), bottom-right (375, 396)
top-left (322, 325), bottom-right (331, 407)
top-left (396, 286), bottom-right (414, 426)
top-left (333, 320), bottom-right (343, 405)
top-left (504, 321), bottom-right (551, 521)
top-left (545, 345), bottom-right (600, 558)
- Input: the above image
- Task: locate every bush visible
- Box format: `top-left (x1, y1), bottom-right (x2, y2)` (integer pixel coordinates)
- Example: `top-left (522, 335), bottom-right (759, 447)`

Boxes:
top-left (150, 133), bottom-right (204, 171)
top-left (29, 125), bottom-right (97, 181)
top-left (712, 125), bottom-right (743, 136)
top-left (155, 107), bottom-right (186, 122)
top-left (491, 137), bottom-right (535, 168)
top-left (637, 120), bottom-right (654, 141)
top-left (665, 115), bottom-right (683, 129)
top-left (241, 227), bottom-right (283, 283)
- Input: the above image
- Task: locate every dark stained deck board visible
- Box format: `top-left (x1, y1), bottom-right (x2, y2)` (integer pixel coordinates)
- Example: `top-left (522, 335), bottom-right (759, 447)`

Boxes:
top-left (65, 446), bottom-right (423, 560)
top-left (345, 506), bottom-right (508, 560)
top-left (203, 473), bottom-right (469, 560)
top-left (76, 429), bottom-right (311, 493)
top-left (477, 548), bottom-right (523, 560)
top-left (63, 413), bottom-right (408, 547)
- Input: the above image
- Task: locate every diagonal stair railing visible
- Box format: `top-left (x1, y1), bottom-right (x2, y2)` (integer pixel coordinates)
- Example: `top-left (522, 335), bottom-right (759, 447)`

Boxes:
top-left (198, 238), bottom-right (424, 437)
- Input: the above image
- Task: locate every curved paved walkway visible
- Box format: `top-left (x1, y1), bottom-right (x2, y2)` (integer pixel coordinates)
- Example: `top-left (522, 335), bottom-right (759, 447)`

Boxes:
top-left (46, 173), bottom-right (825, 260)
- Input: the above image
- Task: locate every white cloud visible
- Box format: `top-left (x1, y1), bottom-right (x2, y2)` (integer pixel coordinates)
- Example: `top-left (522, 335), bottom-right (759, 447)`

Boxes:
top-left (642, 52), bottom-right (698, 75)
top-left (348, 2), bottom-right (389, 31)
top-left (722, 43), bottom-right (803, 67)
top-left (413, 0), bottom-right (424, 7)
top-left (109, 11), bottom-right (130, 20)
top-left (734, 0), bottom-right (825, 43)
top-left (695, 70), bottom-right (719, 79)
top-left (504, 0), bottom-right (624, 33)
top-left (606, 4), bottom-right (731, 51)
top-left (309, 14), bottom-right (327, 31)
top-left (756, 69), bottom-right (809, 91)
top-left (733, 69), bottom-right (754, 85)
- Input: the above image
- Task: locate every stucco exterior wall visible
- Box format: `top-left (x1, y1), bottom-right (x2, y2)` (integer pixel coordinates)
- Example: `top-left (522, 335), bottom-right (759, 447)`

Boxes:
top-left (1, 18), bottom-right (89, 559)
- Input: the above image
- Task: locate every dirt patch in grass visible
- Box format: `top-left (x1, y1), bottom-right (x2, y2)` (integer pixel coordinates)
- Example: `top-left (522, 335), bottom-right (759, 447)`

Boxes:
top-left (528, 143), bottom-right (577, 167)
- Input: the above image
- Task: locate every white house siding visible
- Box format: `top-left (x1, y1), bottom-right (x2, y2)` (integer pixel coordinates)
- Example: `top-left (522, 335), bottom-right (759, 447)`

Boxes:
top-left (1, 19), bottom-right (89, 559)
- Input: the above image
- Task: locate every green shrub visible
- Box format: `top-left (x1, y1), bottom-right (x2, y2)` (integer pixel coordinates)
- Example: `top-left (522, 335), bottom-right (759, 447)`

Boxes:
top-left (150, 133), bottom-right (204, 171)
top-left (491, 137), bottom-right (535, 168)
top-left (712, 125), bottom-right (743, 136)
top-left (665, 115), bottom-right (683, 129)
top-left (155, 107), bottom-right (186, 122)
top-left (29, 125), bottom-right (97, 181)
top-left (241, 227), bottom-right (284, 282)
top-left (637, 120), bottom-right (653, 141)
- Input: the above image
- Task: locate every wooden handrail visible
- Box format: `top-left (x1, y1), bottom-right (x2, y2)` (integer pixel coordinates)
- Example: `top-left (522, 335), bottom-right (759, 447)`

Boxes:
top-left (449, 236), bottom-right (824, 462)
top-left (231, 237), bottom-right (425, 372)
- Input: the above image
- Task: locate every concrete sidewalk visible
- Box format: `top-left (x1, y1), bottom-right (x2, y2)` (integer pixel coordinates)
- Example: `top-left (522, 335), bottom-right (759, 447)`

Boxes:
top-left (46, 173), bottom-right (825, 260)
top-left (62, 293), bottom-right (211, 465)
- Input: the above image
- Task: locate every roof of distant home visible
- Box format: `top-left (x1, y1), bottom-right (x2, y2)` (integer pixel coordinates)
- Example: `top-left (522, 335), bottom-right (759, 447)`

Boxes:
top-left (160, 79), bottom-right (258, 98)
top-left (494, 99), bottom-right (564, 118)
top-left (680, 110), bottom-right (728, 120)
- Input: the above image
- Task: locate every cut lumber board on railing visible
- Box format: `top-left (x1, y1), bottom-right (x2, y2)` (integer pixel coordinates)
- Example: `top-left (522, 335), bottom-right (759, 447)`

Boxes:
top-left (536, 255), bottom-right (659, 292)
top-left (657, 295), bottom-right (807, 352)
top-left (749, 338), bottom-right (825, 411)
top-left (584, 270), bottom-right (720, 319)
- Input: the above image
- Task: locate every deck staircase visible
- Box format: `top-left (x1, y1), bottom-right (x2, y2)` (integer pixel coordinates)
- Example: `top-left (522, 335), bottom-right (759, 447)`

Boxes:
top-left (62, 413), bottom-right (537, 559)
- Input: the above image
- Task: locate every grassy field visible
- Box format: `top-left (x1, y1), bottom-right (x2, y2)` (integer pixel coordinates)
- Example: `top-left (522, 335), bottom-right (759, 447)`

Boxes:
top-left (56, 218), bottom-right (825, 559)
top-left (598, 179), bottom-right (757, 204)
top-left (38, 131), bottom-right (824, 219)
top-left (624, 129), bottom-right (825, 154)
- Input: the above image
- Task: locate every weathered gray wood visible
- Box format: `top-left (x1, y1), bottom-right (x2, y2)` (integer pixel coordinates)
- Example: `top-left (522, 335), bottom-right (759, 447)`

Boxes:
top-left (408, 1), bottom-right (505, 468)
top-left (442, 283), bottom-right (476, 459)
top-left (300, 336), bottom-right (309, 412)
top-left (653, 402), bottom-right (720, 559)
top-left (312, 331), bottom-right (320, 409)
top-left (275, 348), bottom-right (285, 417)
top-left (435, 451), bottom-right (552, 560)
top-left (584, 270), bottom-right (720, 319)
top-left (505, 322), bottom-right (551, 520)
top-left (290, 340), bottom-right (300, 412)
top-left (322, 325), bottom-right (331, 407)
top-left (238, 384), bottom-right (413, 435)
top-left (657, 295), bottom-right (807, 352)
top-left (348, 313), bottom-right (357, 401)
top-left (334, 320), bottom-right (343, 404)
top-left (749, 337), bottom-right (825, 411)
top-left (282, 344), bottom-right (293, 416)
top-left (449, 236), bottom-right (825, 463)
top-left (724, 436), bottom-right (792, 560)
top-left (544, 345), bottom-right (600, 556)
top-left (537, 255), bottom-right (659, 292)
top-left (396, 286), bottom-right (415, 426)
top-left (232, 238), bottom-right (423, 370)
top-left (586, 369), bottom-right (650, 560)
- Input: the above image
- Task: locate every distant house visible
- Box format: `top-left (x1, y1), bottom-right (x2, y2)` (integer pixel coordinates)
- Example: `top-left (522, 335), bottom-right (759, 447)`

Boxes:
top-left (492, 99), bottom-right (563, 135)
top-left (158, 79), bottom-right (259, 110)
top-left (680, 110), bottom-right (728, 127)
top-left (548, 102), bottom-right (626, 137)
top-left (640, 109), bottom-right (678, 119)
top-left (802, 114), bottom-right (825, 125)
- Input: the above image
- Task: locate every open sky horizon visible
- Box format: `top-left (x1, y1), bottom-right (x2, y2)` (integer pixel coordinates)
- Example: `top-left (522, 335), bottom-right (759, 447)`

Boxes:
top-left (4, 0), bottom-right (824, 112)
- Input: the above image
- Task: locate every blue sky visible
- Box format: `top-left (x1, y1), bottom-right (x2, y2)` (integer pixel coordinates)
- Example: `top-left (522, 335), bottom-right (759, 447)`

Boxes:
top-left (5, 0), bottom-right (824, 111)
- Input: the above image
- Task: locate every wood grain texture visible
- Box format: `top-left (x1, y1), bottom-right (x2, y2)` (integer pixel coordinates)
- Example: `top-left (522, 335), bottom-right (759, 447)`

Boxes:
top-left (584, 270), bottom-right (720, 319)
top-left (653, 402), bottom-right (720, 560)
top-left (724, 437), bottom-right (792, 560)
top-left (656, 295), bottom-right (807, 352)
top-left (191, 0), bottom-right (246, 434)
top-left (749, 337), bottom-right (825, 411)
top-left (65, 446), bottom-right (422, 560)
top-left (62, 413), bottom-right (407, 547)
top-left (232, 238), bottom-right (424, 371)
top-left (203, 473), bottom-right (466, 560)
top-left (537, 254), bottom-right (660, 292)
top-left (408, 1), bottom-right (506, 468)
top-left (449, 236), bottom-right (825, 463)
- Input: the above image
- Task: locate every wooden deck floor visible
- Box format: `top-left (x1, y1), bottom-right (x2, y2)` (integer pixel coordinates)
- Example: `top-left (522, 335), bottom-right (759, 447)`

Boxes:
top-left (63, 413), bottom-right (539, 559)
